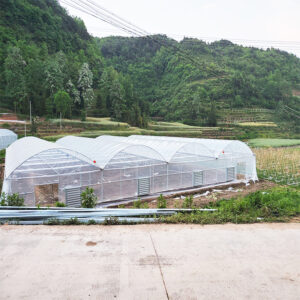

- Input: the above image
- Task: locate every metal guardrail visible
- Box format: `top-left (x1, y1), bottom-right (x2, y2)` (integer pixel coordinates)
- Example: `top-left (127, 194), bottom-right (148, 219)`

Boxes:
top-left (0, 207), bottom-right (217, 225)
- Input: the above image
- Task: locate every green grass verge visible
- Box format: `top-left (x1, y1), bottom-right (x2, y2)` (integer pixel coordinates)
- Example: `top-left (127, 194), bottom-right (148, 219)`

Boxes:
top-left (248, 138), bottom-right (300, 148)
top-left (160, 187), bottom-right (300, 224)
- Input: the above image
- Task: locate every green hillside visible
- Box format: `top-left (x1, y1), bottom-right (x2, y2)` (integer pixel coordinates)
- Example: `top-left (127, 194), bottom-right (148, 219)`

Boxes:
top-left (98, 36), bottom-right (300, 130)
top-left (0, 0), bottom-right (148, 127)
top-left (0, 0), bottom-right (299, 133)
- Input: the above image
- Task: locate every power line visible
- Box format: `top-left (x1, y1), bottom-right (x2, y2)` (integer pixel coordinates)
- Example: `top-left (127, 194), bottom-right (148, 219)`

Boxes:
top-left (282, 106), bottom-right (300, 119)
top-left (285, 105), bottom-right (300, 115)
top-left (60, 0), bottom-right (225, 77)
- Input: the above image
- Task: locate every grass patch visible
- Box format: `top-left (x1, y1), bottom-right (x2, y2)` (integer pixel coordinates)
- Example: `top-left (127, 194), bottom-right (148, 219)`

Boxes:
top-left (161, 187), bottom-right (300, 224)
top-left (238, 122), bottom-right (277, 127)
top-left (249, 138), bottom-right (300, 147)
top-left (86, 117), bottom-right (129, 126)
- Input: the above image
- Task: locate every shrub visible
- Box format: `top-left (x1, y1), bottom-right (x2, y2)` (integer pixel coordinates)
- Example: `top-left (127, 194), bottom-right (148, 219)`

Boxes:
top-left (157, 194), bottom-right (166, 208)
top-left (55, 201), bottom-right (66, 207)
top-left (0, 192), bottom-right (6, 206)
top-left (0, 193), bottom-right (24, 206)
top-left (87, 219), bottom-right (97, 225)
top-left (141, 202), bottom-right (149, 209)
top-left (133, 198), bottom-right (142, 208)
top-left (81, 187), bottom-right (97, 208)
top-left (182, 195), bottom-right (193, 208)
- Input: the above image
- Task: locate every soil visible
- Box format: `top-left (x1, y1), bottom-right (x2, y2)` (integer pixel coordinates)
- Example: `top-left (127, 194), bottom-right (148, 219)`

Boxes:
top-left (0, 113), bottom-right (18, 121)
top-left (127, 180), bottom-right (277, 208)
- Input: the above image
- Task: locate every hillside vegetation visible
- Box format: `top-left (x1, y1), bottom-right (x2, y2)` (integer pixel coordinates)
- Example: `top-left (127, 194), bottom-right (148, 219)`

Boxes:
top-left (0, 0), bottom-right (300, 133)
top-left (0, 0), bottom-right (148, 127)
top-left (98, 36), bottom-right (300, 130)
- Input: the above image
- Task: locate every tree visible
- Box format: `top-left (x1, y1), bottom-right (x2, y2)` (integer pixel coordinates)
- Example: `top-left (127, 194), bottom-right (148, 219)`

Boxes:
top-left (207, 102), bottom-right (217, 127)
top-left (54, 90), bottom-right (72, 118)
top-left (4, 47), bottom-right (27, 110)
top-left (111, 79), bottom-right (126, 121)
top-left (66, 79), bottom-right (80, 104)
top-left (78, 63), bottom-right (94, 108)
top-left (45, 51), bottom-right (66, 96)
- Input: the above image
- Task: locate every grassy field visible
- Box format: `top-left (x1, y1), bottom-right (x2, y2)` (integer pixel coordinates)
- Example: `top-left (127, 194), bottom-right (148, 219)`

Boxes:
top-left (248, 138), bottom-right (300, 147)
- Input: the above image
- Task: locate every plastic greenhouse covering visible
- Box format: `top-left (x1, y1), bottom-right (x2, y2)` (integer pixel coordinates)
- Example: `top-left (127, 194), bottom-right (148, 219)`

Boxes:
top-left (2, 135), bottom-right (258, 207)
top-left (0, 129), bottom-right (17, 150)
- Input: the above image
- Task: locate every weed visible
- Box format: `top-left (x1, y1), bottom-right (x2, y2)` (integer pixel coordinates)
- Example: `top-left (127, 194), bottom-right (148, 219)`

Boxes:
top-left (45, 218), bottom-right (61, 225)
top-left (141, 202), bottom-right (149, 209)
top-left (157, 194), bottom-right (167, 208)
top-left (182, 195), bottom-right (193, 208)
top-left (103, 217), bottom-right (121, 225)
top-left (55, 201), bottom-right (66, 207)
top-left (87, 219), bottom-right (97, 225)
top-left (61, 218), bottom-right (81, 225)
top-left (133, 198), bottom-right (142, 208)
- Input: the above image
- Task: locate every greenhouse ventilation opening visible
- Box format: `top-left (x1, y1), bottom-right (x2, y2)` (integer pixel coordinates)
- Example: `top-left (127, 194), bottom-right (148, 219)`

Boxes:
top-left (0, 129), bottom-right (17, 150)
top-left (2, 135), bottom-right (258, 207)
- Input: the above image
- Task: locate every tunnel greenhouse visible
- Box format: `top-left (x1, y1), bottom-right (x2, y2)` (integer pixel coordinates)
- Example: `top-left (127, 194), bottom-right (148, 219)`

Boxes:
top-left (0, 129), bottom-right (17, 150)
top-left (2, 135), bottom-right (258, 207)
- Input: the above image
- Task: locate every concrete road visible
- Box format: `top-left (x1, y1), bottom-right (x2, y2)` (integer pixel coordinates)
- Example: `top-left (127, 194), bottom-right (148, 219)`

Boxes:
top-left (0, 223), bottom-right (299, 300)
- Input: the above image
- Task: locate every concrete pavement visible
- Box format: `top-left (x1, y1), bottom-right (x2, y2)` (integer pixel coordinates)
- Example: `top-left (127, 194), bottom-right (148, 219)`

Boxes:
top-left (0, 223), bottom-right (299, 299)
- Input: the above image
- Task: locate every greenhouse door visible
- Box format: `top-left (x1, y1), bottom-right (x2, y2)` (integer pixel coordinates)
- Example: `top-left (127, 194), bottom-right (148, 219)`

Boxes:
top-left (65, 187), bottom-right (81, 207)
top-left (138, 177), bottom-right (150, 196)
top-left (34, 183), bottom-right (58, 207)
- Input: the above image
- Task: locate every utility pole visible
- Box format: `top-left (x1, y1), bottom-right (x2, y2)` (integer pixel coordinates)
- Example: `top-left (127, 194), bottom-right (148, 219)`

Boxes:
top-left (29, 101), bottom-right (32, 124)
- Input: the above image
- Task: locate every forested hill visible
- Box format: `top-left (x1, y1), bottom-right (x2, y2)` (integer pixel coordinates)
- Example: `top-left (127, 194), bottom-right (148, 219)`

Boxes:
top-left (98, 36), bottom-right (300, 124)
top-left (1, 0), bottom-right (300, 129)
top-left (0, 0), bottom-right (148, 127)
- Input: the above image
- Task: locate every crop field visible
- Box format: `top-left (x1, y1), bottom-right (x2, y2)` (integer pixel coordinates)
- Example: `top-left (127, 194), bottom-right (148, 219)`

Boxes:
top-left (254, 147), bottom-right (300, 185)
top-left (237, 122), bottom-right (277, 127)
top-left (249, 138), bottom-right (300, 147)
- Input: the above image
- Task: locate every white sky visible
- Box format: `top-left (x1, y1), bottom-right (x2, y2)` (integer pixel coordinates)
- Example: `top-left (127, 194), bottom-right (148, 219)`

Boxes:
top-left (59, 0), bottom-right (300, 57)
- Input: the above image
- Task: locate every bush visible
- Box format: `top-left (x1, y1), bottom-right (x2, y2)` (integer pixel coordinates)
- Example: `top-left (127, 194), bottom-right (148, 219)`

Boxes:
top-left (0, 193), bottom-right (24, 206)
top-left (141, 202), bottom-right (149, 208)
top-left (55, 201), bottom-right (66, 207)
top-left (182, 195), bottom-right (193, 208)
top-left (81, 187), bottom-right (97, 208)
top-left (0, 192), bottom-right (6, 206)
top-left (157, 194), bottom-right (166, 208)
top-left (133, 198), bottom-right (142, 208)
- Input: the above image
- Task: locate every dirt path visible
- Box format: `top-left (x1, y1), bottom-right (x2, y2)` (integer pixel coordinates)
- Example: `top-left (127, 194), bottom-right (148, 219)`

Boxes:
top-left (0, 223), bottom-right (299, 299)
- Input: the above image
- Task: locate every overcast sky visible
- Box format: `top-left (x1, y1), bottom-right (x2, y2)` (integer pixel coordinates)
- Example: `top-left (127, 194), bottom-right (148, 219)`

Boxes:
top-left (59, 0), bottom-right (300, 57)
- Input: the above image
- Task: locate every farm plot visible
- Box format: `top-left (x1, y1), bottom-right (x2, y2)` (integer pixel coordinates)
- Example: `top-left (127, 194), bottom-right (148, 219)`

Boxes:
top-left (253, 147), bottom-right (300, 185)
